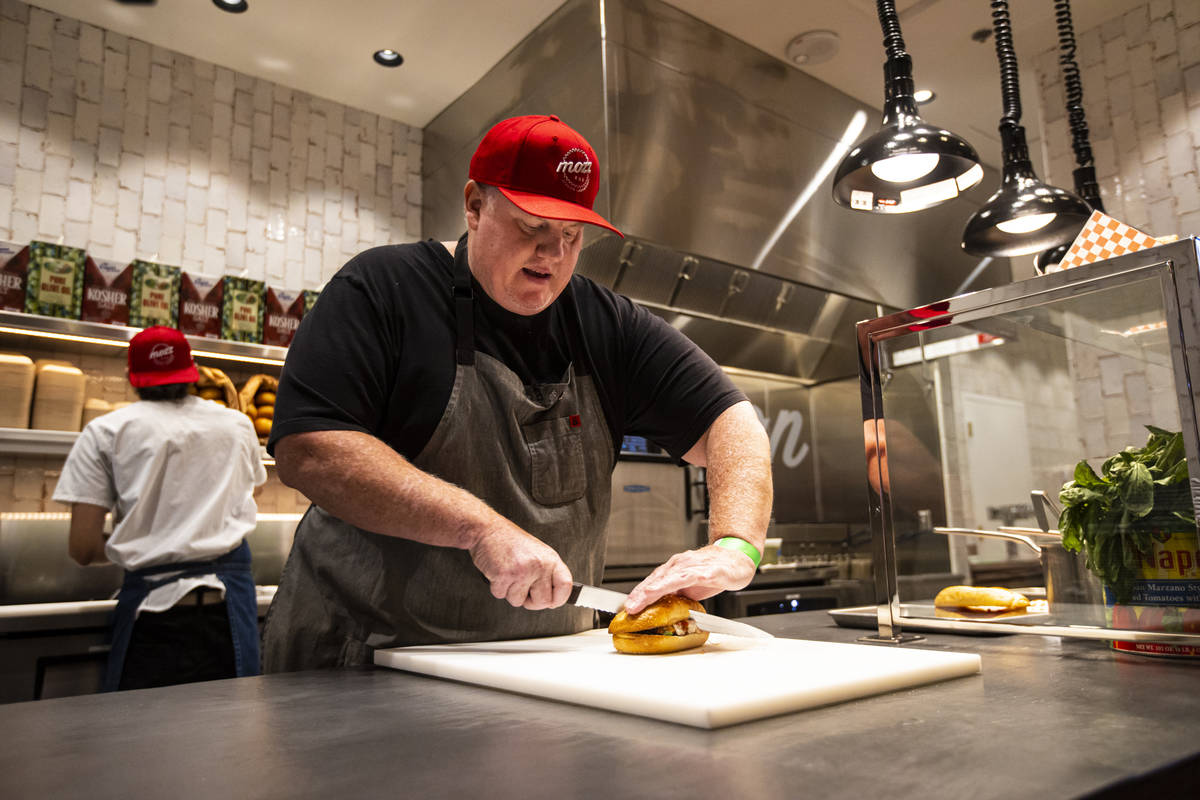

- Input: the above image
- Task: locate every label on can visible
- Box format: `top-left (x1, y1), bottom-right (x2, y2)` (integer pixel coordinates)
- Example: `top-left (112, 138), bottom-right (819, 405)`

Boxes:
top-left (1107, 530), bottom-right (1200, 658)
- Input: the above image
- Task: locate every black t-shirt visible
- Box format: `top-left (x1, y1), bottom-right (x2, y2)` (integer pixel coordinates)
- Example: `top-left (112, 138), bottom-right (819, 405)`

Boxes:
top-left (268, 238), bottom-right (745, 462)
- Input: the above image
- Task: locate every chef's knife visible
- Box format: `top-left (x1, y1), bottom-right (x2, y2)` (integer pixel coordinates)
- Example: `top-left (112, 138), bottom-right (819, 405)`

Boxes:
top-left (568, 582), bottom-right (774, 640)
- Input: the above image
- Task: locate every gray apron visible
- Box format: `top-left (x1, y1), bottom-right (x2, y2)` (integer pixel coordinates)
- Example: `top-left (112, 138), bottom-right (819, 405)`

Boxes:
top-left (262, 243), bottom-right (615, 670)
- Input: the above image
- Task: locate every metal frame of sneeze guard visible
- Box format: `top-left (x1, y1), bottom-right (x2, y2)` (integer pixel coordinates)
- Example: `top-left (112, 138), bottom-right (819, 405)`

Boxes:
top-left (856, 237), bottom-right (1200, 645)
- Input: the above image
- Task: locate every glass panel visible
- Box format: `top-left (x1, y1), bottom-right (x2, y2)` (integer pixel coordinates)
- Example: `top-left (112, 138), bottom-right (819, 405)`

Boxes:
top-left (873, 272), bottom-right (1199, 653)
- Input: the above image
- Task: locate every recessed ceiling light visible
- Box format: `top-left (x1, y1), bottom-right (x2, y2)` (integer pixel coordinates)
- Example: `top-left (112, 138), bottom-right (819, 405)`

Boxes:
top-left (913, 88), bottom-right (936, 105)
top-left (784, 30), bottom-right (840, 67)
top-left (212, 0), bottom-right (248, 13)
top-left (373, 49), bottom-right (404, 68)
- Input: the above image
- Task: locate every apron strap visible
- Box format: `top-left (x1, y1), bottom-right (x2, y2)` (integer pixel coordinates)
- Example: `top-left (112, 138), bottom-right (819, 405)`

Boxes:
top-left (452, 238), bottom-right (475, 366)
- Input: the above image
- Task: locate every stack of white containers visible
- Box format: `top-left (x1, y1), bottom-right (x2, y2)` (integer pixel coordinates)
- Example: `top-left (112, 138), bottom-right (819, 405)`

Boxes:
top-left (81, 398), bottom-right (113, 426)
top-left (30, 361), bottom-right (86, 431)
top-left (0, 353), bottom-right (35, 428)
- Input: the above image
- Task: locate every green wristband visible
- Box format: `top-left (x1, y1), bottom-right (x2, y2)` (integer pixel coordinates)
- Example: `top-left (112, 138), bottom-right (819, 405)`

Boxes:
top-left (714, 537), bottom-right (762, 568)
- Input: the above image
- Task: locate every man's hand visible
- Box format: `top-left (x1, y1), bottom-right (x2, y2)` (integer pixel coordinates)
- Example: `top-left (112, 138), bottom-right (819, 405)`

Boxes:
top-left (623, 543), bottom-right (756, 614)
top-left (468, 523), bottom-right (573, 610)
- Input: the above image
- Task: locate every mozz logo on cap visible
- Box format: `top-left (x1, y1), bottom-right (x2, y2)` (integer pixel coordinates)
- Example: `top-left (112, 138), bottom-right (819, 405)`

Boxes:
top-left (556, 148), bottom-right (592, 193)
top-left (148, 343), bottom-right (175, 366)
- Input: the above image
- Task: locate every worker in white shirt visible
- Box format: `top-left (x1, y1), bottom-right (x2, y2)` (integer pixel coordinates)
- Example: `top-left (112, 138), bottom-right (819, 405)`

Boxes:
top-left (54, 325), bottom-right (267, 691)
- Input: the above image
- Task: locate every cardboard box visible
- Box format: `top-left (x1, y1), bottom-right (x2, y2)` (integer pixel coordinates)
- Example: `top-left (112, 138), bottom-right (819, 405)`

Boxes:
top-left (128, 260), bottom-right (181, 328)
top-left (221, 276), bottom-right (264, 343)
top-left (0, 241), bottom-right (29, 311)
top-left (80, 257), bottom-right (132, 325)
top-left (178, 272), bottom-right (223, 338)
top-left (262, 286), bottom-right (304, 346)
top-left (25, 241), bottom-right (86, 319)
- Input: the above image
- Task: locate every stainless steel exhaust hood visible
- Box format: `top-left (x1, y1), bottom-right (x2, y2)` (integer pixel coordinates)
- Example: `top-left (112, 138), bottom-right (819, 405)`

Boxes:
top-left (422, 0), bottom-right (1002, 383)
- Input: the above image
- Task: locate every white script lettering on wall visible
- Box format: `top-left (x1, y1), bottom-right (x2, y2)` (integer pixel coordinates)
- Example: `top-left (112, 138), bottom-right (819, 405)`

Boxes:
top-left (754, 406), bottom-right (810, 468)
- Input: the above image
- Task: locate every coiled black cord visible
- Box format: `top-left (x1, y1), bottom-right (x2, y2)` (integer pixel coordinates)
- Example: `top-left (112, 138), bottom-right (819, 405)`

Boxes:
top-left (1054, 0), bottom-right (1104, 210)
top-left (991, 0), bottom-right (1021, 127)
top-left (876, 0), bottom-right (907, 60)
top-left (1055, 1), bottom-right (1093, 169)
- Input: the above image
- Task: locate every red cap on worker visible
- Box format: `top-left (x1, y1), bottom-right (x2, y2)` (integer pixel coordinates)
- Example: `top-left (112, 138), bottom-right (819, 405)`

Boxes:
top-left (468, 114), bottom-right (623, 237)
top-left (127, 326), bottom-right (199, 388)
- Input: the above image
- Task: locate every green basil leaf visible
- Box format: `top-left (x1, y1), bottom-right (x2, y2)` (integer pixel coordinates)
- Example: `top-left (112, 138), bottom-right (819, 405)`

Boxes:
top-left (1073, 460), bottom-right (1106, 488)
top-left (1120, 461), bottom-right (1155, 518)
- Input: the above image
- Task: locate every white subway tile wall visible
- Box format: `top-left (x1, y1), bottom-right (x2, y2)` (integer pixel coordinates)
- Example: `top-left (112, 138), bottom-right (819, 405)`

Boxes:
top-left (1030, 0), bottom-right (1196, 477)
top-left (0, 0), bottom-right (420, 514)
top-left (0, 0), bottom-right (422, 289)
top-left (1033, 0), bottom-right (1200, 244)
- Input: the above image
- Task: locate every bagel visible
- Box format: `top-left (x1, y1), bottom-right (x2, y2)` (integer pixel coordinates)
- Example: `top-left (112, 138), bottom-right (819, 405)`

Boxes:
top-left (608, 594), bottom-right (709, 654)
top-left (933, 585), bottom-right (1030, 613)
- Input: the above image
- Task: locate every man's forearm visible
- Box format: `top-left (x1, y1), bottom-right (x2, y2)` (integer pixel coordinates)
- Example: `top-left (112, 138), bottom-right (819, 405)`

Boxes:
top-left (698, 401), bottom-right (772, 551)
top-left (274, 429), bottom-right (502, 550)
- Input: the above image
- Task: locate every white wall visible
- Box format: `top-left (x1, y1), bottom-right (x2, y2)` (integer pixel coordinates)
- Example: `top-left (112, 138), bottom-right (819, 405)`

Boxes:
top-left (1031, 0), bottom-right (1200, 273)
top-left (0, 0), bottom-right (422, 291)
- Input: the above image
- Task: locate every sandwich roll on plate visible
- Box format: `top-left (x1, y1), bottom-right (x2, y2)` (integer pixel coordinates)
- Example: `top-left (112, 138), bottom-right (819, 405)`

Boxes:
top-left (608, 594), bottom-right (710, 654)
top-left (933, 585), bottom-right (1030, 613)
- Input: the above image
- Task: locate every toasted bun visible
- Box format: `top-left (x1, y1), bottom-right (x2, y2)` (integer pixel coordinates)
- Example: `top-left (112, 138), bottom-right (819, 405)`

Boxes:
top-left (612, 630), bottom-right (709, 654)
top-left (608, 594), bottom-right (709, 654)
top-left (608, 594), bottom-right (702, 634)
top-left (934, 585), bottom-right (1030, 612)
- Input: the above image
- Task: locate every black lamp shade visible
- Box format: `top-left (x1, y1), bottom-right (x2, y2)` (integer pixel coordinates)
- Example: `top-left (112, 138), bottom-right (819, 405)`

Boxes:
top-left (962, 126), bottom-right (1091, 257)
top-left (834, 54), bottom-right (982, 214)
top-left (833, 117), bottom-right (983, 213)
top-left (1034, 242), bottom-right (1071, 274)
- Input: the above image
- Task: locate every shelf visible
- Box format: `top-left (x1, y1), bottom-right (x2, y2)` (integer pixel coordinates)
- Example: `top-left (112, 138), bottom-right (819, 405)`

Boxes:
top-left (0, 427), bottom-right (275, 465)
top-left (0, 310), bottom-right (287, 366)
top-left (0, 427), bottom-right (78, 456)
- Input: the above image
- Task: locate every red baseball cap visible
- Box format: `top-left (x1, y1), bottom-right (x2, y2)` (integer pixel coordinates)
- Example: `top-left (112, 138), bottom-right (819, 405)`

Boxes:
top-left (469, 114), bottom-right (623, 237)
top-left (127, 325), bottom-right (199, 388)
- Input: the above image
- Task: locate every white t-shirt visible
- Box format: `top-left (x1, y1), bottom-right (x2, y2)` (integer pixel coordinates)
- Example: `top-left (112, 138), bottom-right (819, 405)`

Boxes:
top-left (54, 395), bottom-right (268, 613)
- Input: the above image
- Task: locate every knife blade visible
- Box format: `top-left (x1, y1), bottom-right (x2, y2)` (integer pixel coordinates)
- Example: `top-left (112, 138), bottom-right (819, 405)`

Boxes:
top-left (567, 582), bottom-right (774, 640)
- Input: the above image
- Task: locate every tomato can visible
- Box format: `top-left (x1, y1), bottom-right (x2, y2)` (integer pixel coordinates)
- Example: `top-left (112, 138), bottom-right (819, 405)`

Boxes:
top-left (1106, 530), bottom-right (1200, 658)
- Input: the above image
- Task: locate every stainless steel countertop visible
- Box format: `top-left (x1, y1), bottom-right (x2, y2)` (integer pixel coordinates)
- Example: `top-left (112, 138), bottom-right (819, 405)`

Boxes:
top-left (1, 610), bottom-right (1198, 799)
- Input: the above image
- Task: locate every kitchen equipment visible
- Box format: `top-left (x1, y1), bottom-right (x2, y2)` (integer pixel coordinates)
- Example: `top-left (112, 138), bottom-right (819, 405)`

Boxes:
top-left (568, 582), bottom-right (774, 639)
top-left (1030, 490), bottom-right (1061, 534)
top-left (857, 238), bottom-right (1200, 648)
top-left (603, 455), bottom-right (695, 568)
top-left (933, 527), bottom-right (1103, 625)
top-left (829, 603), bottom-right (1051, 634)
top-left (373, 628), bottom-right (981, 728)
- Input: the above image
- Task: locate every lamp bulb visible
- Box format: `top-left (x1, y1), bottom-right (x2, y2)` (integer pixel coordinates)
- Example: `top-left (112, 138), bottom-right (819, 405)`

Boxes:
top-left (995, 212), bottom-right (1056, 234)
top-left (870, 153), bottom-right (940, 183)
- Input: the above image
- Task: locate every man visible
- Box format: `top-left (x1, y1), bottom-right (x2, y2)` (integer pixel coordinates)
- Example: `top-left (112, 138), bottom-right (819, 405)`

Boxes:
top-left (262, 114), bottom-right (772, 671)
top-left (54, 326), bottom-right (267, 690)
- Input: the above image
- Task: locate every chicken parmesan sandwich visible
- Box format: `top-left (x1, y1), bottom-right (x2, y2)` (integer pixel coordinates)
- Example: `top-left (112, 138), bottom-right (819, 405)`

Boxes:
top-left (933, 585), bottom-right (1030, 613)
top-left (608, 594), bottom-right (709, 654)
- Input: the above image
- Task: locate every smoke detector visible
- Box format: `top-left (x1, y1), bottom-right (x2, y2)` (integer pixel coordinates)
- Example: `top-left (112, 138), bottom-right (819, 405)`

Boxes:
top-left (785, 30), bottom-right (840, 67)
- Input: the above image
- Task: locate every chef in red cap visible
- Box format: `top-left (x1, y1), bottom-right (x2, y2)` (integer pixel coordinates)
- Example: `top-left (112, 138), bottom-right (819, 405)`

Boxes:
top-left (54, 325), bottom-right (266, 690)
top-left (262, 115), bottom-right (771, 671)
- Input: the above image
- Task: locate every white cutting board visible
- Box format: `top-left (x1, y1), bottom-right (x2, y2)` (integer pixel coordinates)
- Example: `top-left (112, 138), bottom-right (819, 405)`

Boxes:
top-left (374, 629), bottom-right (981, 729)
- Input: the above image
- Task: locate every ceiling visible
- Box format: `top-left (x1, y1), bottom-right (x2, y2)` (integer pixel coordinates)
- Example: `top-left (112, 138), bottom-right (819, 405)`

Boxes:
top-left (29, 0), bottom-right (1141, 169)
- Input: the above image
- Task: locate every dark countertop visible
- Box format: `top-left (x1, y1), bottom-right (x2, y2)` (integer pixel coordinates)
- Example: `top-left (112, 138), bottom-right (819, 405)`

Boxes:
top-left (1, 610), bottom-right (1198, 799)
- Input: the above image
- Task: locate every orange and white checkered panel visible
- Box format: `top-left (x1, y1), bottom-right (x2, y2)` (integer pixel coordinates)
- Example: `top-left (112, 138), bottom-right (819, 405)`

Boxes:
top-left (1058, 210), bottom-right (1158, 269)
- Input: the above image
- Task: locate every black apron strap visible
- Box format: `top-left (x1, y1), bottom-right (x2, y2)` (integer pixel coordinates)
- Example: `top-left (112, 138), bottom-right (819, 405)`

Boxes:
top-left (452, 236), bottom-right (475, 366)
